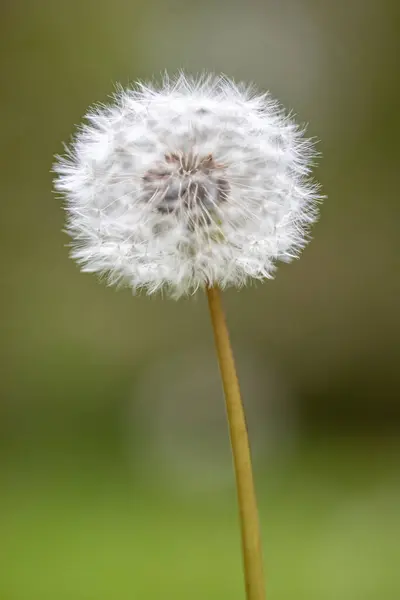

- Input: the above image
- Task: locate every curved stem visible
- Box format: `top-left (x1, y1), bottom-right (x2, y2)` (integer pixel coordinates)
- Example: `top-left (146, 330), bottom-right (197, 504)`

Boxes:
top-left (206, 286), bottom-right (266, 600)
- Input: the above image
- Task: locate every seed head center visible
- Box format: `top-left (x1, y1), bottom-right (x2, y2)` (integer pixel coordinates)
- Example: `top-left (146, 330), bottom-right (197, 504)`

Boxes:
top-left (142, 152), bottom-right (230, 219)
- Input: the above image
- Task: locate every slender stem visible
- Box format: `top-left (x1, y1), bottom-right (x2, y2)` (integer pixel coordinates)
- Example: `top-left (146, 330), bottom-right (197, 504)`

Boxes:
top-left (206, 286), bottom-right (266, 600)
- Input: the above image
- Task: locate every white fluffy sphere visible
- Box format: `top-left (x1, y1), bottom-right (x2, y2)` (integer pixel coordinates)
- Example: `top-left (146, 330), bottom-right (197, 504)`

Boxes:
top-left (54, 73), bottom-right (320, 297)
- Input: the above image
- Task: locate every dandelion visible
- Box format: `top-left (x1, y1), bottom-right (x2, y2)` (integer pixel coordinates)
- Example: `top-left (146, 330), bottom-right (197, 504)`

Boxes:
top-left (54, 72), bottom-right (321, 600)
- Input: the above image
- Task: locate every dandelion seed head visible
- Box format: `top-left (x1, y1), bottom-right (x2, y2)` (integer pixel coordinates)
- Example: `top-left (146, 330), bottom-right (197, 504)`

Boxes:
top-left (54, 72), bottom-right (321, 297)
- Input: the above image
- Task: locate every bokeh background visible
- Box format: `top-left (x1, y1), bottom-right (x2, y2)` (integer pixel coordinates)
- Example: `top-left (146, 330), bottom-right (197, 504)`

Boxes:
top-left (1, 1), bottom-right (399, 598)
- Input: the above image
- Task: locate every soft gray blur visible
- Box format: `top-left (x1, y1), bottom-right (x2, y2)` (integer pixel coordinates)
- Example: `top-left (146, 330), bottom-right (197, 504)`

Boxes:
top-left (1, 1), bottom-right (399, 599)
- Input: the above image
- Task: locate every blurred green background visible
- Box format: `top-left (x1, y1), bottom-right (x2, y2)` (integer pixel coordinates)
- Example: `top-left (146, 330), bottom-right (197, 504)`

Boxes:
top-left (1, 1), bottom-right (399, 598)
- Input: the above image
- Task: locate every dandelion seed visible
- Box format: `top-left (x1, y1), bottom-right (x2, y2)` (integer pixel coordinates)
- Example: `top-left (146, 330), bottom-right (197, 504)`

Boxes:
top-left (54, 72), bottom-right (320, 298)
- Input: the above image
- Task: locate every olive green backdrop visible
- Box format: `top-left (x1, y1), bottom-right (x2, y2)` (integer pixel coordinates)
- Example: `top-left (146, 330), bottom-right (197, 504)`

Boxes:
top-left (1, 1), bottom-right (399, 599)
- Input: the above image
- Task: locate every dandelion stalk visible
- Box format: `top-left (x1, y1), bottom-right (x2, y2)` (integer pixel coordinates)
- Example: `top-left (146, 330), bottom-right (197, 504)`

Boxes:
top-left (207, 286), bottom-right (265, 600)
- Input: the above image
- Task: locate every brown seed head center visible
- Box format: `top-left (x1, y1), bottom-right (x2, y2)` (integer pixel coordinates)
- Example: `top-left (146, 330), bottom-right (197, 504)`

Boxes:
top-left (142, 152), bottom-right (230, 220)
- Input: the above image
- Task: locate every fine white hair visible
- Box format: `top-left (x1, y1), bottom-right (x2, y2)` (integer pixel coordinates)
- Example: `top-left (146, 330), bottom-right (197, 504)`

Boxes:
top-left (54, 72), bottom-right (321, 297)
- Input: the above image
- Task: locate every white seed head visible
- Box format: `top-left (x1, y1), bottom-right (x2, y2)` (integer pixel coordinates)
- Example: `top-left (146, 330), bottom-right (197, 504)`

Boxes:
top-left (54, 73), bottom-right (321, 297)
